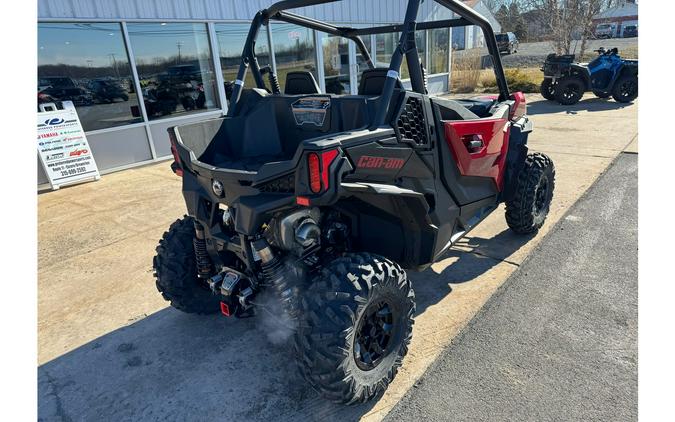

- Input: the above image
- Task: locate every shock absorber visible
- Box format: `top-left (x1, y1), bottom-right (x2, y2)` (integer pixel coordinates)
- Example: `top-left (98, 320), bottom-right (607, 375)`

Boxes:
top-left (260, 65), bottom-right (281, 94)
top-left (252, 239), bottom-right (300, 319)
top-left (193, 221), bottom-right (213, 279)
top-left (268, 72), bottom-right (281, 95)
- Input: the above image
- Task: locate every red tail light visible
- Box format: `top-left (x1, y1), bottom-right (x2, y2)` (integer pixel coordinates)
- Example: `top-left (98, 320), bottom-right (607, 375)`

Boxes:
top-left (320, 149), bottom-right (339, 190)
top-left (168, 128), bottom-right (184, 177)
top-left (307, 149), bottom-right (339, 194)
top-left (220, 302), bottom-right (231, 317)
top-left (308, 153), bottom-right (321, 193)
top-left (509, 91), bottom-right (526, 120)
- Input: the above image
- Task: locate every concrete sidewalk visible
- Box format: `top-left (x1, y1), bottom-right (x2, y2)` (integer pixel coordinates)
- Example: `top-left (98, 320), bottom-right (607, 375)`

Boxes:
top-left (385, 153), bottom-right (638, 421)
top-left (38, 93), bottom-right (637, 421)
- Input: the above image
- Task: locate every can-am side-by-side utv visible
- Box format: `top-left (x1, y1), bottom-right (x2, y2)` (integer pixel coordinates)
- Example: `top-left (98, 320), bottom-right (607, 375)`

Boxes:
top-left (154, 0), bottom-right (555, 404)
top-left (540, 47), bottom-right (638, 105)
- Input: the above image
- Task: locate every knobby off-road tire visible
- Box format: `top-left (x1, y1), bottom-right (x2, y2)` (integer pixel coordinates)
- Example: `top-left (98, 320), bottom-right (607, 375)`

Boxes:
top-left (153, 216), bottom-right (222, 314)
top-left (505, 153), bottom-right (556, 235)
top-left (612, 74), bottom-right (638, 103)
top-left (554, 76), bottom-right (584, 105)
top-left (295, 253), bottom-right (415, 404)
top-left (540, 79), bottom-right (556, 101)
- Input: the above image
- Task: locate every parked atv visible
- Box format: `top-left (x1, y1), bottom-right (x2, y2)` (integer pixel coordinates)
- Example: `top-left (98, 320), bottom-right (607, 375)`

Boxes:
top-left (154, 0), bottom-right (555, 404)
top-left (540, 47), bottom-right (638, 105)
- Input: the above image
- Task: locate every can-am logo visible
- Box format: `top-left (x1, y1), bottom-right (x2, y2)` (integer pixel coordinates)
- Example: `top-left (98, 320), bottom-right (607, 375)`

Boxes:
top-left (356, 155), bottom-right (405, 170)
top-left (44, 118), bottom-right (65, 126)
top-left (69, 149), bottom-right (89, 157)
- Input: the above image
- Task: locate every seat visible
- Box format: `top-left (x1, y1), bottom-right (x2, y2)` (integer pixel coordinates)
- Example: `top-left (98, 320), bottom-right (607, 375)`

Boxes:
top-left (358, 68), bottom-right (404, 96)
top-left (284, 71), bottom-right (321, 95)
top-left (455, 97), bottom-right (497, 118)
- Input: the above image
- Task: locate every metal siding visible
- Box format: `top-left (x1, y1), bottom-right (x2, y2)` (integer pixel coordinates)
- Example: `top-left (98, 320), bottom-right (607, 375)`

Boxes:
top-left (86, 126), bottom-right (153, 170)
top-left (39, 0), bottom-right (454, 24)
top-left (115, 0), bottom-right (139, 18)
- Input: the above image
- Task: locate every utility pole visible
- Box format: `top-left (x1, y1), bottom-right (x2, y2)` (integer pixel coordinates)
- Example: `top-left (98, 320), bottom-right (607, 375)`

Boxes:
top-left (108, 53), bottom-right (120, 78)
top-left (177, 41), bottom-right (184, 64)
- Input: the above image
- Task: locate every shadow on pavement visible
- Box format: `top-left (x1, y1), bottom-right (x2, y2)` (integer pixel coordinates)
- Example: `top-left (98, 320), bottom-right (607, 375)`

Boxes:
top-left (38, 230), bottom-right (533, 421)
top-left (527, 98), bottom-right (634, 116)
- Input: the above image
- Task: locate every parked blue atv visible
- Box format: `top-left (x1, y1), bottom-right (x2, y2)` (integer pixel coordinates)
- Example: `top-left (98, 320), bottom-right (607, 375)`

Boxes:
top-left (540, 47), bottom-right (638, 105)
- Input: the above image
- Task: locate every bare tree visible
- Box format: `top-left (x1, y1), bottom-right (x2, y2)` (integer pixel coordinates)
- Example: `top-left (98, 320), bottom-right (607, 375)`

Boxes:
top-left (522, 0), bottom-right (612, 56)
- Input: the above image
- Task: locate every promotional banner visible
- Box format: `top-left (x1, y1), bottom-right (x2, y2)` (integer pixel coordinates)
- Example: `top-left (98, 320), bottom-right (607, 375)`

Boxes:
top-left (37, 102), bottom-right (100, 190)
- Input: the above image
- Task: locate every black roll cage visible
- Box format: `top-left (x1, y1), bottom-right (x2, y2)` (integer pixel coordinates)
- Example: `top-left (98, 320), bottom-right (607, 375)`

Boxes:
top-left (227, 0), bottom-right (510, 127)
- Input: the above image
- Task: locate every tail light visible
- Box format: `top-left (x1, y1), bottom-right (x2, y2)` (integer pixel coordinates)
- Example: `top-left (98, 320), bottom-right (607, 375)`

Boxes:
top-left (308, 153), bottom-right (321, 193)
top-left (167, 128), bottom-right (183, 177)
top-left (509, 91), bottom-right (526, 120)
top-left (307, 149), bottom-right (339, 194)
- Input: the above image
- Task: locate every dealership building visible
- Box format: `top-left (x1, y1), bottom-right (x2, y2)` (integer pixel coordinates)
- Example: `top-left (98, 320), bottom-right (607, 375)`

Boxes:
top-left (37, 0), bottom-right (500, 188)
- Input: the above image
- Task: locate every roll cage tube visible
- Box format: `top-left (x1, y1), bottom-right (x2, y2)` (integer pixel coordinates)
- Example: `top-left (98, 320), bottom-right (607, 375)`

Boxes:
top-left (227, 0), bottom-right (509, 119)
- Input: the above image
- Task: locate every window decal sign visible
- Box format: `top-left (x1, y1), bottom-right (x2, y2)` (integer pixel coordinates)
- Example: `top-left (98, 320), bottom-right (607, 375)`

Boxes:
top-left (37, 101), bottom-right (100, 190)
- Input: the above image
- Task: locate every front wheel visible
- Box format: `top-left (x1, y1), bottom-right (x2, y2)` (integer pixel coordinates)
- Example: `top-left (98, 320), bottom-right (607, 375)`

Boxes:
top-left (153, 216), bottom-right (222, 314)
top-left (540, 79), bottom-right (556, 101)
top-left (295, 253), bottom-right (415, 404)
top-left (612, 75), bottom-right (638, 103)
top-left (554, 76), bottom-right (584, 105)
top-left (505, 153), bottom-right (556, 235)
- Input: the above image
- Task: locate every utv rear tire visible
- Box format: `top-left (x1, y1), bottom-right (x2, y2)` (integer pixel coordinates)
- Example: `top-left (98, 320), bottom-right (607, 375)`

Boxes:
top-left (153, 216), bottom-right (222, 314)
top-left (295, 253), bottom-right (415, 404)
top-left (612, 75), bottom-right (638, 103)
top-left (540, 79), bottom-right (556, 101)
top-left (505, 153), bottom-right (555, 234)
top-left (554, 76), bottom-right (584, 105)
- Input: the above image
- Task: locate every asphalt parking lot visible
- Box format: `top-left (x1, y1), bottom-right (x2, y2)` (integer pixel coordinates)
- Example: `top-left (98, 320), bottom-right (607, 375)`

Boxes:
top-left (38, 93), bottom-right (637, 421)
top-left (386, 153), bottom-right (638, 421)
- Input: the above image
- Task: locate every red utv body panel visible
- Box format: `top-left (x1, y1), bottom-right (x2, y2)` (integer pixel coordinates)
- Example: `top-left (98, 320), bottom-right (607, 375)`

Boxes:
top-left (443, 118), bottom-right (510, 190)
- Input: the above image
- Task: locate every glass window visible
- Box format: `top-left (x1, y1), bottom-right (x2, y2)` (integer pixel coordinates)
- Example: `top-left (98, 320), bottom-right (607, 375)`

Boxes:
top-left (401, 31), bottom-right (427, 80)
top-left (375, 33), bottom-right (399, 68)
top-left (126, 23), bottom-right (218, 120)
top-left (214, 23), bottom-right (270, 98)
top-left (452, 27), bottom-right (466, 51)
top-left (270, 23), bottom-right (317, 92)
top-left (355, 35), bottom-right (372, 90)
top-left (38, 23), bottom-right (141, 132)
top-left (322, 35), bottom-right (350, 95)
top-left (429, 28), bottom-right (450, 74)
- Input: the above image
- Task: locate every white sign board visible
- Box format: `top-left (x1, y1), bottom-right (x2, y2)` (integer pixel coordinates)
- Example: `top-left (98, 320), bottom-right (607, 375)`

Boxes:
top-left (37, 102), bottom-right (100, 190)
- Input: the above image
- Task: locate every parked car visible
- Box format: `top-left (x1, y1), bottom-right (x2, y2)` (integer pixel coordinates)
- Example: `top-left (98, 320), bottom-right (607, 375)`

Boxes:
top-left (87, 79), bottom-right (129, 103)
top-left (595, 23), bottom-right (617, 39)
top-left (38, 76), bottom-right (93, 106)
top-left (496, 32), bottom-right (519, 55)
top-left (623, 24), bottom-right (638, 38)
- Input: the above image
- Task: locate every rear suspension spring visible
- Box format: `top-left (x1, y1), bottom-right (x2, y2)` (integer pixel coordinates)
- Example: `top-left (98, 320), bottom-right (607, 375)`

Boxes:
top-left (193, 221), bottom-right (213, 279)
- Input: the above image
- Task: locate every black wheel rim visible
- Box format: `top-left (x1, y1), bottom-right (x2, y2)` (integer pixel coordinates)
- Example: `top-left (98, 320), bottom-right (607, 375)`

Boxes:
top-left (533, 176), bottom-right (550, 217)
top-left (619, 80), bottom-right (637, 99)
top-left (354, 301), bottom-right (396, 371)
top-left (561, 84), bottom-right (581, 100)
